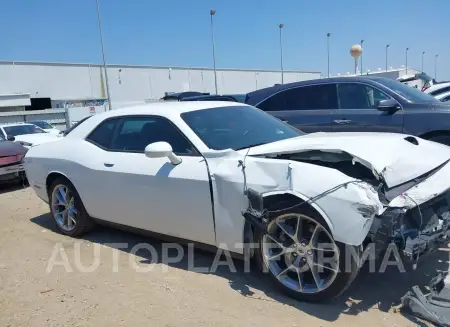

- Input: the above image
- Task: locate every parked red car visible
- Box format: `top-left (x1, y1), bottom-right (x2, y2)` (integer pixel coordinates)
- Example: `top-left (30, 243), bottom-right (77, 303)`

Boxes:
top-left (0, 134), bottom-right (27, 183)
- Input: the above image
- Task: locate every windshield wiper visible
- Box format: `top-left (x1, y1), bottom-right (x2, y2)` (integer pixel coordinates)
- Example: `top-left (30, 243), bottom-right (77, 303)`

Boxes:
top-left (234, 142), bottom-right (268, 151)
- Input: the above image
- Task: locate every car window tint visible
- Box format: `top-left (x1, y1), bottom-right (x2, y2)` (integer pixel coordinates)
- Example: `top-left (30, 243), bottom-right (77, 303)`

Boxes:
top-left (86, 118), bottom-right (120, 148)
top-left (4, 124), bottom-right (46, 137)
top-left (338, 83), bottom-right (390, 109)
top-left (430, 86), bottom-right (450, 96)
top-left (257, 84), bottom-right (337, 111)
top-left (111, 116), bottom-right (196, 155)
top-left (441, 95), bottom-right (450, 102)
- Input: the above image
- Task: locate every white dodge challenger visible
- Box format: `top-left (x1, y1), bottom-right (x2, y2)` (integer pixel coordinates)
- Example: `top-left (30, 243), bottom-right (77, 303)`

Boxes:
top-left (24, 101), bottom-right (450, 302)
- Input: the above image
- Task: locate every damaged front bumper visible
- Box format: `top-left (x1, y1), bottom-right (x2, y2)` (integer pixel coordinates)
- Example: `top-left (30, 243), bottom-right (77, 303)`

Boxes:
top-left (372, 160), bottom-right (450, 261)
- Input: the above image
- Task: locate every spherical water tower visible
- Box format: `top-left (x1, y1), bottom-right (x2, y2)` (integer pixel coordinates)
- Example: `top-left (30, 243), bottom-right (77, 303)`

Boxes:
top-left (350, 44), bottom-right (362, 75)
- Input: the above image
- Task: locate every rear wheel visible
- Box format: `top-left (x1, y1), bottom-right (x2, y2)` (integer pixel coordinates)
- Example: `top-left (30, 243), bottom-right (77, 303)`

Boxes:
top-left (254, 206), bottom-right (360, 302)
top-left (49, 177), bottom-right (94, 237)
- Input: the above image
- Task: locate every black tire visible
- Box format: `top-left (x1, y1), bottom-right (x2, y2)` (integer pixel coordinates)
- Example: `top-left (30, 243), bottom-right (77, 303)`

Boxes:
top-left (48, 177), bottom-right (94, 237)
top-left (254, 204), bottom-right (361, 303)
top-left (428, 134), bottom-right (450, 146)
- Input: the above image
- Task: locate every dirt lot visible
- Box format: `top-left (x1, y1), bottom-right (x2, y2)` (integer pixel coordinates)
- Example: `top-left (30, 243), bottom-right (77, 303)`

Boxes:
top-left (0, 183), bottom-right (443, 326)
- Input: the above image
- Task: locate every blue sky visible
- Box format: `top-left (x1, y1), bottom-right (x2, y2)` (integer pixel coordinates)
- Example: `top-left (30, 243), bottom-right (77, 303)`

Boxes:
top-left (1, 0), bottom-right (449, 79)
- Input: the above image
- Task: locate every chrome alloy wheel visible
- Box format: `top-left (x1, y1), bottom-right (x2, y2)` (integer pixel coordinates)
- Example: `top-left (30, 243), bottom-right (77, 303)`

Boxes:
top-left (51, 184), bottom-right (78, 232)
top-left (262, 213), bottom-right (340, 294)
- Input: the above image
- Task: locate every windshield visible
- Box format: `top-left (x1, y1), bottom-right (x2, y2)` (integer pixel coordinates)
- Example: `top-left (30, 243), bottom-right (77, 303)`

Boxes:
top-left (4, 124), bottom-right (46, 137)
top-left (181, 105), bottom-right (303, 150)
top-left (29, 121), bottom-right (53, 129)
top-left (377, 78), bottom-right (440, 103)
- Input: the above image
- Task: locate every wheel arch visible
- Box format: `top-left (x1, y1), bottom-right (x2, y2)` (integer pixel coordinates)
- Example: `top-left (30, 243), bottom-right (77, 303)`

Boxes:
top-left (243, 190), bottom-right (335, 250)
top-left (261, 191), bottom-right (334, 235)
top-left (46, 171), bottom-right (77, 199)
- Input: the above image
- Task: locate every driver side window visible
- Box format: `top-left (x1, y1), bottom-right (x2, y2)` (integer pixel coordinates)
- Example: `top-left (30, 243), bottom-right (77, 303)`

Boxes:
top-left (337, 83), bottom-right (391, 109)
top-left (110, 116), bottom-right (198, 156)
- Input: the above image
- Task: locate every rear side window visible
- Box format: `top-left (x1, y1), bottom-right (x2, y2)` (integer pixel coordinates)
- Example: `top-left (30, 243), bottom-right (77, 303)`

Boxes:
top-left (257, 84), bottom-right (338, 111)
top-left (86, 118), bottom-right (120, 149)
top-left (430, 86), bottom-right (450, 96)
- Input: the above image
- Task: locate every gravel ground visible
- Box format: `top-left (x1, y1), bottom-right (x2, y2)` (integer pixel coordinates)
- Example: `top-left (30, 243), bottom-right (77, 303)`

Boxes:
top-left (0, 182), bottom-right (442, 326)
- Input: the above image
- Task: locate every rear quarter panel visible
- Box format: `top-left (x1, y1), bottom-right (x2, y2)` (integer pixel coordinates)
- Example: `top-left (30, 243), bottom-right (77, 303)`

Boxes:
top-left (24, 138), bottom-right (94, 205)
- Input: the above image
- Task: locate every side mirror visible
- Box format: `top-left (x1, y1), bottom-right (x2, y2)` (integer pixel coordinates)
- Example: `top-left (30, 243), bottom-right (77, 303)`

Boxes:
top-left (377, 99), bottom-right (399, 112)
top-left (144, 141), bottom-right (182, 165)
top-left (7, 136), bottom-right (15, 141)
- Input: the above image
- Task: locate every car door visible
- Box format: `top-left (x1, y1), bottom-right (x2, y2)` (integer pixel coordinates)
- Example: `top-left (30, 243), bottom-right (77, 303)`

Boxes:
top-left (255, 84), bottom-right (337, 133)
top-left (81, 115), bottom-right (216, 246)
top-left (332, 82), bottom-right (404, 132)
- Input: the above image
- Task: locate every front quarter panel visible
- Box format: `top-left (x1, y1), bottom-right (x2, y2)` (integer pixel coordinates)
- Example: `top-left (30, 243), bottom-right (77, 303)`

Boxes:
top-left (205, 151), bottom-right (384, 254)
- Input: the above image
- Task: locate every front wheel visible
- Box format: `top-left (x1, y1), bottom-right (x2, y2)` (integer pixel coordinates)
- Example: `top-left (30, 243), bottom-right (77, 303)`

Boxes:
top-left (254, 207), bottom-right (360, 302)
top-left (49, 177), bottom-right (94, 237)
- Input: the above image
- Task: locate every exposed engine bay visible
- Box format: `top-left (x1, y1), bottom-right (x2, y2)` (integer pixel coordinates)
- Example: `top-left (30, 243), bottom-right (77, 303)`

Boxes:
top-left (260, 150), bottom-right (450, 261)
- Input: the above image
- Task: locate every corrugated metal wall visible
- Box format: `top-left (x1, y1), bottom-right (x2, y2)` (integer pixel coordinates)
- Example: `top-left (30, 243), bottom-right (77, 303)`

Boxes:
top-left (0, 61), bottom-right (321, 103)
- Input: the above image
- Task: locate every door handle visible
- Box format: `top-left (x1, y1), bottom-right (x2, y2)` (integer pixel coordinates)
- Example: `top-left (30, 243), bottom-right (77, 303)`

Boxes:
top-left (333, 119), bottom-right (352, 124)
top-left (104, 163), bottom-right (114, 167)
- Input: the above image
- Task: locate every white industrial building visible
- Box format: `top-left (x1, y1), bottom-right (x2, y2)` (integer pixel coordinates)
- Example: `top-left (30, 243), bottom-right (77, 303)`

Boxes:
top-left (0, 61), bottom-right (321, 107)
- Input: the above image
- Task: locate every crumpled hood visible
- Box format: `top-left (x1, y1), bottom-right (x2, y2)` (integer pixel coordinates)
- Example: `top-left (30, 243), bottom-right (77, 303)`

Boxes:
top-left (14, 133), bottom-right (60, 145)
top-left (245, 132), bottom-right (450, 188)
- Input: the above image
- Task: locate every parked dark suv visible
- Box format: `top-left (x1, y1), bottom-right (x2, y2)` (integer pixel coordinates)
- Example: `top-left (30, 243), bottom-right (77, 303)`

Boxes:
top-left (246, 76), bottom-right (450, 145)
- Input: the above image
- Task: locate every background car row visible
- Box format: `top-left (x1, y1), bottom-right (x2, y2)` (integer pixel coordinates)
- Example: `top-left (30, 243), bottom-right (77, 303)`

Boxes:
top-left (0, 121), bottom-right (61, 184)
top-left (181, 76), bottom-right (450, 145)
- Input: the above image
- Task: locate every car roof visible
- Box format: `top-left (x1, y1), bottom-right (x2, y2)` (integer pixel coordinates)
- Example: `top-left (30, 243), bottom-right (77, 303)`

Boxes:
top-left (181, 94), bottom-right (244, 101)
top-left (97, 101), bottom-right (248, 119)
top-left (245, 75), bottom-right (392, 105)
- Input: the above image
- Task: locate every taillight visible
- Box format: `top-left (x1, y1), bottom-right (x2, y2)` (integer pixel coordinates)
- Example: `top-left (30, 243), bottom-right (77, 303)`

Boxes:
top-left (421, 86), bottom-right (429, 92)
top-left (0, 154), bottom-right (24, 166)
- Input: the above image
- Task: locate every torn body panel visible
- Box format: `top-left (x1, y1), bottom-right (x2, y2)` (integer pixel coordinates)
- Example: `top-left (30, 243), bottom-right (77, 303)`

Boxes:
top-left (204, 150), bottom-right (385, 254)
top-left (373, 159), bottom-right (450, 260)
top-left (205, 142), bottom-right (450, 259)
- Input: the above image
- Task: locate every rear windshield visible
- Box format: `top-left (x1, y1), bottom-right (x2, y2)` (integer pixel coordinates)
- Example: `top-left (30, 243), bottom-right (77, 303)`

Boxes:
top-left (64, 115), bottom-right (92, 135)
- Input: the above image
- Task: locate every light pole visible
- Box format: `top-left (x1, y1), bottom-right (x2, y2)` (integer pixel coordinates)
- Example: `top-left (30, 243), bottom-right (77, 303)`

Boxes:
top-left (435, 54), bottom-right (438, 80)
top-left (421, 51), bottom-right (425, 72)
top-left (385, 44), bottom-right (390, 72)
top-left (210, 9), bottom-right (218, 94)
top-left (360, 39), bottom-right (364, 75)
top-left (405, 47), bottom-right (409, 74)
top-left (327, 33), bottom-right (331, 78)
top-left (95, 0), bottom-right (112, 110)
top-left (279, 24), bottom-right (284, 84)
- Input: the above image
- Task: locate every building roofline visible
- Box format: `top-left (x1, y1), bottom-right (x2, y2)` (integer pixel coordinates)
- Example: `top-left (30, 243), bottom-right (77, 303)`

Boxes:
top-left (0, 60), bottom-right (321, 74)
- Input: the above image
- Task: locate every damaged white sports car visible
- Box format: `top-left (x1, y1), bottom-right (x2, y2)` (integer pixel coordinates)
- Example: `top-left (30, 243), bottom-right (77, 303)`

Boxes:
top-left (24, 102), bottom-right (450, 302)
